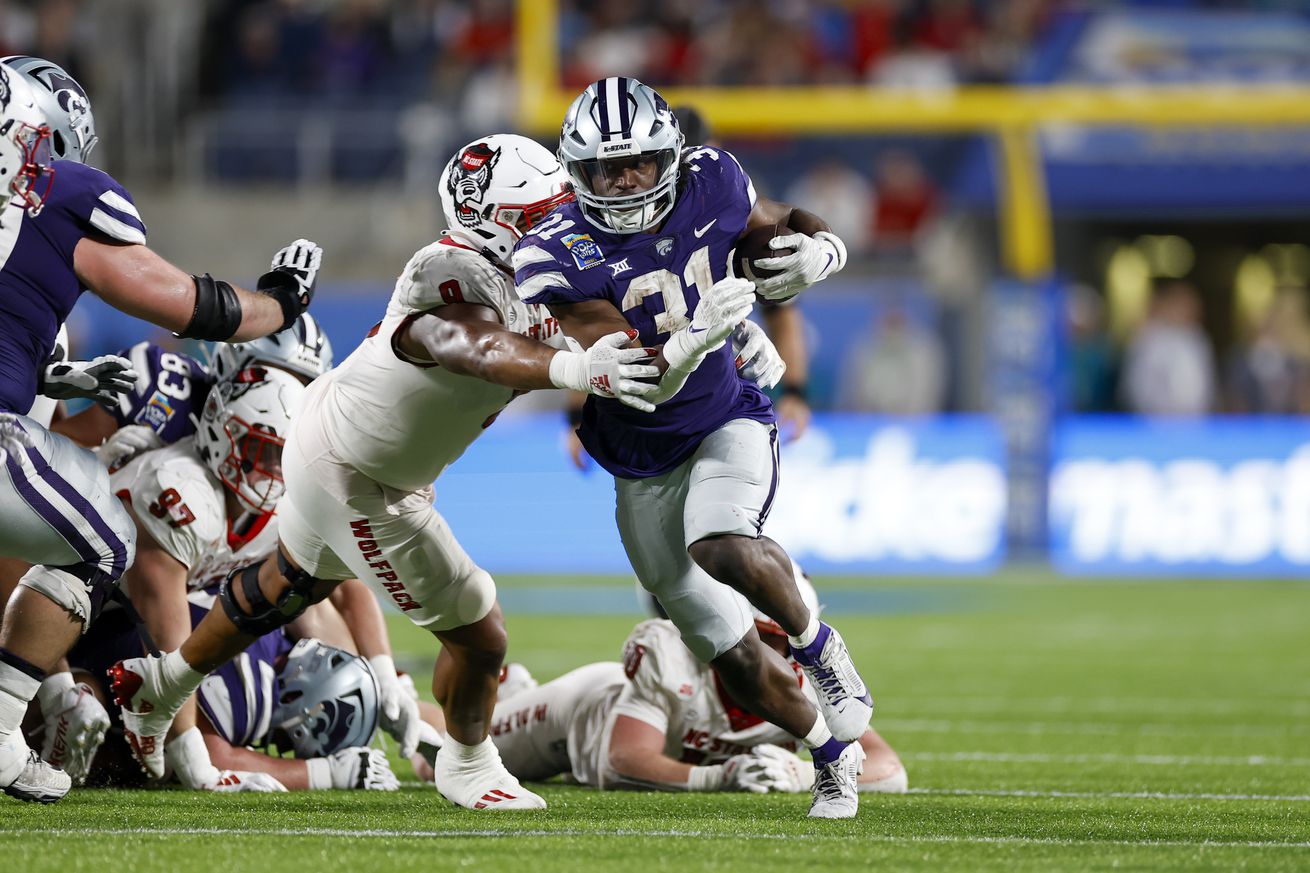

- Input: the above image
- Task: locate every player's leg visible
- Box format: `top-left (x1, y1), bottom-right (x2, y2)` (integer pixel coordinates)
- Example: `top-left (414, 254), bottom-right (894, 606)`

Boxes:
top-left (682, 419), bottom-right (872, 742)
top-left (0, 415), bottom-right (135, 802)
top-left (109, 517), bottom-right (348, 778)
top-left (616, 450), bottom-right (860, 818)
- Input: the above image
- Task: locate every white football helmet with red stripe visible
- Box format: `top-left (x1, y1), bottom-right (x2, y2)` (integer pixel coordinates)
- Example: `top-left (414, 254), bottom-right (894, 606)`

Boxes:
top-left (0, 66), bottom-right (54, 214)
top-left (439, 134), bottom-right (573, 266)
top-left (196, 365), bottom-right (304, 515)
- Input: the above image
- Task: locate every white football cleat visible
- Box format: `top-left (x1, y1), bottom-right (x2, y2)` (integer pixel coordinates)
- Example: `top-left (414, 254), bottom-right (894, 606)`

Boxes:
top-left (434, 739), bottom-right (546, 811)
top-left (41, 682), bottom-right (110, 784)
top-left (1, 735), bottom-right (71, 804)
top-left (790, 622), bottom-right (873, 742)
top-left (108, 655), bottom-right (192, 779)
top-left (808, 741), bottom-right (863, 819)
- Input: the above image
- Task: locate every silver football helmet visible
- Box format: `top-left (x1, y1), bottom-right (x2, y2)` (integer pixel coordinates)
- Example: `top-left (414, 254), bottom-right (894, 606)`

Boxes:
top-left (208, 313), bottom-right (333, 385)
top-left (0, 56), bottom-right (96, 163)
top-left (558, 77), bottom-right (683, 234)
top-left (273, 639), bottom-right (381, 758)
top-left (439, 133), bottom-right (573, 265)
top-left (195, 364), bottom-right (303, 515)
top-left (0, 66), bottom-right (53, 214)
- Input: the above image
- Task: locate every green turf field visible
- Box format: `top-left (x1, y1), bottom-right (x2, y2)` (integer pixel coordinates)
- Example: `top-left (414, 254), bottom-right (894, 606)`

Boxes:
top-left (5, 574), bottom-right (1308, 872)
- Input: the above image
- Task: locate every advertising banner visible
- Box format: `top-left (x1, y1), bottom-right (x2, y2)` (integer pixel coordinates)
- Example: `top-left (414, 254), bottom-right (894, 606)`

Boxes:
top-left (435, 414), bottom-right (1007, 575)
top-left (1050, 418), bottom-right (1310, 575)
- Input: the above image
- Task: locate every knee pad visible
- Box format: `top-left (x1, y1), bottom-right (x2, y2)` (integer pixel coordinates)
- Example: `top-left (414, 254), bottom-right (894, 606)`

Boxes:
top-left (218, 551), bottom-right (333, 637)
top-left (418, 566), bottom-right (496, 632)
top-left (18, 564), bottom-right (118, 631)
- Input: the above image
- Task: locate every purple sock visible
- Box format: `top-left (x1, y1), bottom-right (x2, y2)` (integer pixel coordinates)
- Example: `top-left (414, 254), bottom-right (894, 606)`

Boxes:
top-left (790, 623), bottom-right (831, 664)
top-left (811, 737), bottom-right (848, 767)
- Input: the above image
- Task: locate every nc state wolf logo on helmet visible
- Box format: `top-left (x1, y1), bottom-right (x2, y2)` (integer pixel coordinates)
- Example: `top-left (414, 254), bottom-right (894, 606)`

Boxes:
top-left (447, 143), bottom-right (502, 230)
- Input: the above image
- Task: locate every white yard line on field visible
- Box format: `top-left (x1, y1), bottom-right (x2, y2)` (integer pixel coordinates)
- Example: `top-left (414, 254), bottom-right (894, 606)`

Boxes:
top-left (878, 718), bottom-right (1307, 738)
top-left (890, 695), bottom-right (1310, 717)
top-left (908, 787), bottom-right (1310, 802)
top-left (4, 826), bottom-right (1309, 851)
top-left (906, 751), bottom-right (1310, 767)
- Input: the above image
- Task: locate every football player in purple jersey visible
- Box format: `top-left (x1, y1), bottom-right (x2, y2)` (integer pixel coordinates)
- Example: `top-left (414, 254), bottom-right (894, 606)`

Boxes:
top-left (513, 77), bottom-right (870, 818)
top-left (0, 62), bottom-right (322, 804)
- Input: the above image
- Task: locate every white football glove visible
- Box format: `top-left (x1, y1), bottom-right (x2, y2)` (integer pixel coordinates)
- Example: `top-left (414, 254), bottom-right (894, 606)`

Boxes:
top-left (38, 354), bottom-right (137, 405)
top-left (640, 277), bottom-right (758, 407)
top-left (664, 277), bottom-right (758, 371)
top-left (750, 744), bottom-right (814, 793)
top-left (212, 770), bottom-right (288, 793)
top-left (268, 238), bottom-right (323, 303)
top-left (721, 750), bottom-right (795, 794)
top-left (369, 655), bottom-right (421, 759)
top-left (548, 329), bottom-right (661, 412)
top-left (310, 747), bottom-right (399, 791)
top-left (164, 726), bottom-right (222, 790)
top-left (96, 424), bottom-right (162, 471)
top-left (753, 231), bottom-right (846, 302)
top-left (731, 319), bottom-right (786, 389)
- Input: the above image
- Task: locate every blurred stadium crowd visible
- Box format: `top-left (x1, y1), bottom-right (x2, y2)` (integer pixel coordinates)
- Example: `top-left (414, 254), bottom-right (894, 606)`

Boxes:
top-left (2, 0), bottom-right (1309, 418)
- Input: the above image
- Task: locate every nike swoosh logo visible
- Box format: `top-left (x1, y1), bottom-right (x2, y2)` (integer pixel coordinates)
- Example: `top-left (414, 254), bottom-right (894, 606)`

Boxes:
top-left (689, 326), bottom-right (707, 334)
top-left (694, 219), bottom-right (716, 238)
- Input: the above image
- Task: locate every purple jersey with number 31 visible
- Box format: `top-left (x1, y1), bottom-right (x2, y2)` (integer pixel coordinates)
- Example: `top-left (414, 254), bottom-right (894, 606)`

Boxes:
top-left (513, 146), bottom-right (774, 478)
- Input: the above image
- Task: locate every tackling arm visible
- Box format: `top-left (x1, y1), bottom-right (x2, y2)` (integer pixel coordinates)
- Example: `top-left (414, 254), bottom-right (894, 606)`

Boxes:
top-left (396, 303), bottom-right (563, 390)
top-left (761, 304), bottom-right (812, 441)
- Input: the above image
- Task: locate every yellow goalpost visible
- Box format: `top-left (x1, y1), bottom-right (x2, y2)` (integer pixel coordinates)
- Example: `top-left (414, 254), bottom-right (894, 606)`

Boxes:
top-left (514, 0), bottom-right (1310, 280)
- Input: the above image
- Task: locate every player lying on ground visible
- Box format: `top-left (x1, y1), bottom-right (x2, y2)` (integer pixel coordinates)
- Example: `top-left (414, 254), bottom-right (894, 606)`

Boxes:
top-left (108, 133), bottom-right (748, 810)
top-left (0, 61), bottom-right (321, 804)
top-left (28, 586), bottom-right (397, 792)
top-left (514, 77), bottom-right (869, 818)
top-left (412, 571), bottom-right (906, 795)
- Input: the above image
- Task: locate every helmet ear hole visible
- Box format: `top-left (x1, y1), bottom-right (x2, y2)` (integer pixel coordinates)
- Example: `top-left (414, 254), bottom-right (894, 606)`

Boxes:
top-left (51, 130), bottom-right (65, 157)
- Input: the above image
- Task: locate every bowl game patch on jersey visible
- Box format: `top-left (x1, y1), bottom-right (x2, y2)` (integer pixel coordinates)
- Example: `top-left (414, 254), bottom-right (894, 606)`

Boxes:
top-left (562, 232), bottom-right (605, 270)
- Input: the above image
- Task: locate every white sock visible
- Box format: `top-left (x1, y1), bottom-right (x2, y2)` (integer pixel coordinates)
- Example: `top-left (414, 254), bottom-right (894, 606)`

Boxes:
top-left (36, 671), bottom-right (75, 717)
top-left (789, 615), bottom-right (822, 650)
top-left (162, 650), bottom-right (205, 697)
top-left (0, 662), bottom-right (40, 742)
top-left (800, 712), bottom-right (833, 750)
top-left (441, 735), bottom-right (492, 763)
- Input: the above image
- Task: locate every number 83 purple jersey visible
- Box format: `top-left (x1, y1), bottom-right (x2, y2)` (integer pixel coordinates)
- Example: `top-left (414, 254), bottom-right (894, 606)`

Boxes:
top-left (512, 146), bottom-right (774, 479)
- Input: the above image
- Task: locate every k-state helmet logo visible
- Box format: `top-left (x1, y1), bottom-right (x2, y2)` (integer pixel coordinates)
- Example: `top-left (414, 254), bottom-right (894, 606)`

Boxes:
top-left (448, 143), bottom-right (502, 229)
top-left (0, 68), bottom-right (10, 110)
top-left (57, 90), bottom-right (92, 149)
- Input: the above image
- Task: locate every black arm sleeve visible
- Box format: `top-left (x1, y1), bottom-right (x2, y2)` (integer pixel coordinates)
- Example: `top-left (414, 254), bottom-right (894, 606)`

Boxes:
top-left (178, 274), bottom-right (243, 341)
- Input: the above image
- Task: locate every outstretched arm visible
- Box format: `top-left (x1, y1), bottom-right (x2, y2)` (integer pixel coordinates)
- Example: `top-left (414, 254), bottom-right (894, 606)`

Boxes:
top-left (74, 238), bottom-right (319, 342)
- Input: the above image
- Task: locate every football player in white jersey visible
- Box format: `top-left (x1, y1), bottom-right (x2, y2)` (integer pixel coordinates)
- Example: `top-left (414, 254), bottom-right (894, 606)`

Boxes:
top-left (413, 571), bottom-right (906, 796)
top-left (108, 133), bottom-right (751, 810)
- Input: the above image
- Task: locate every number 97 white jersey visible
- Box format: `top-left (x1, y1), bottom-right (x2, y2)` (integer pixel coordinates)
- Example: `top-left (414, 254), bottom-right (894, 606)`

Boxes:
top-left (110, 437), bottom-right (281, 589)
top-left (317, 238), bottom-right (568, 492)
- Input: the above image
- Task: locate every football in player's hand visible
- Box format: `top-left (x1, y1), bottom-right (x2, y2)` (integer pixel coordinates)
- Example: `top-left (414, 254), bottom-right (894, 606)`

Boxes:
top-left (732, 224), bottom-right (796, 287)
